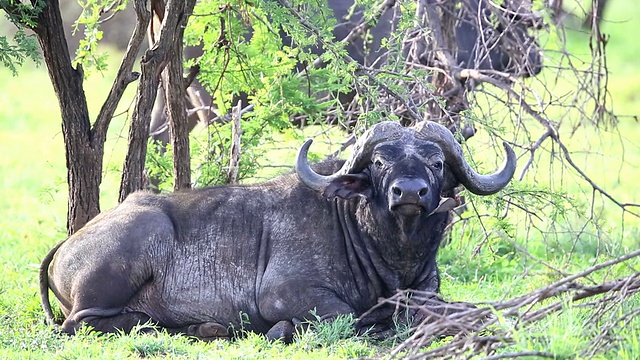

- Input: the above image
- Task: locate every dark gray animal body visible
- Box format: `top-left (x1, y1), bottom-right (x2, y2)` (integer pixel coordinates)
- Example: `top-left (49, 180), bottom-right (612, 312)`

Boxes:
top-left (40, 120), bottom-right (516, 341)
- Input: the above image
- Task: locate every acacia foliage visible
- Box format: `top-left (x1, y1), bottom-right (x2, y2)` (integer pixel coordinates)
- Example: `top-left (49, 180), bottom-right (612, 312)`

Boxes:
top-left (186, 0), bottom-right (359, 120)
top-left (0, 1), bottom-right (41, 73)
top-left (146, 0), bottom-right (394, 188)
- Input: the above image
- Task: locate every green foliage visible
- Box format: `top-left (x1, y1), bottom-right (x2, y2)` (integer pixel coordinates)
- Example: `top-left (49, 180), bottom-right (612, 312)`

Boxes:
top-left (145, 139), bottom-right (174, 192)
top-left (191, 119), bottom-right (263, 186)
top-left (146, 118), bottom-right (267, 189)
top-left (147, 0), bottom-right (398, 189)
top-left (0, 29), bottom-right (40, 75)
top-left (186, 0), bottom-right (350, 121)
top-left (292, 313), bottom-right (376, 359)
top-left (0, 0), bottom-right (45, 28)
top-left (124, 328), bottom-right (191, 358)
top-left (71, 0), bottom-right (125, 75)
top-left (297, 313), bottom-right (358, 345)
top-left (0, 0), bottom-right (43, 75)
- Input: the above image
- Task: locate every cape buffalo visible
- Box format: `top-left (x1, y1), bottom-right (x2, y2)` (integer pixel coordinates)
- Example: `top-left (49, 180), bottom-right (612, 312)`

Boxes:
top-left (40, 120), bottom-right (516, 341)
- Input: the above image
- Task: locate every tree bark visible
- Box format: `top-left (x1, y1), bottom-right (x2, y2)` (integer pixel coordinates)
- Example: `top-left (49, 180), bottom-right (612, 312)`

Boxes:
top-left (164, 46), bottom-right (192, 192)
top-left (584, 0), bottom-right (609, 30)
top-left (160, 3), bottom-right (193, 191)
top-left (2, 0), bottom-right (154, 234)
top-left (119, 0), bottom-right (197, 200)
top-left (119, 49), bottom-right (165, 202)
top-left (29, 0), bottom-right (100, 235)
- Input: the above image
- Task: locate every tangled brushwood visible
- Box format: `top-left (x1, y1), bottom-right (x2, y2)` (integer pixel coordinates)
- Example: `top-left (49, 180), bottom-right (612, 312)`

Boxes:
top-left (374, 249), bottom-right (640, 359)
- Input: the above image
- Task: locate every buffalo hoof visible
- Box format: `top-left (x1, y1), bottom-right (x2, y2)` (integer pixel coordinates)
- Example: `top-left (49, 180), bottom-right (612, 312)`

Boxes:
top-left (187, 322), bottom-right (229, 341)
top-left (266, 320), bottom-right (294, 343)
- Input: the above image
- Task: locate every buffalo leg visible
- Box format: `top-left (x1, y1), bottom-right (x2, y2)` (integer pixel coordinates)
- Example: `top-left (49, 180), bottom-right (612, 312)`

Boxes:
top-left (259, 285), bottom-right (359, 332)
top-left (62, 309), bottom-right (228, 341)
top-left (266, 320), bottom-right (294, 343)
top-left (166, 322), bottom-right (229, 341)
top-left (61, 309), bottom-right (153, 335)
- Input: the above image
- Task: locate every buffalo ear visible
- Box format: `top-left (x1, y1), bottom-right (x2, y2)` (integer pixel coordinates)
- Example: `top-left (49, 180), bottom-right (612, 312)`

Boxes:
top-left (322, 174), bottom-right (372, 200)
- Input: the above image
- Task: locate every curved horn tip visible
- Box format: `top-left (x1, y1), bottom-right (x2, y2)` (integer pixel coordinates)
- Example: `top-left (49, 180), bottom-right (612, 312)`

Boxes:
top-left (461, 140), bottom-right (517, 196)
top-left (501, 141), bottom-right (517, 176)
top-left (294, 139), bottom-right (314, 171)
top-left (502, 141), bottom-right (515, 157)
top-left (494, 141), bottom-right (517, 191)
top-left (295, 139), bottom-right (335, 193)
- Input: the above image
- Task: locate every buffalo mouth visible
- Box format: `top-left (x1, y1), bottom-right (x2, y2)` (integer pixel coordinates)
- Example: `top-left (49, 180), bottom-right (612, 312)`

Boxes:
top-left (391, 204), bottom-right (424, 217)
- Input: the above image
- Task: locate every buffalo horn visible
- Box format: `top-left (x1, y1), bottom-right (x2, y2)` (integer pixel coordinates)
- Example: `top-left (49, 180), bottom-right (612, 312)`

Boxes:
top-left (414, 121), bottom-right (517, 195)
top-left (295, 139), bottom-right (346, 192)
top-left (296, 122), bottom-right (403, 191)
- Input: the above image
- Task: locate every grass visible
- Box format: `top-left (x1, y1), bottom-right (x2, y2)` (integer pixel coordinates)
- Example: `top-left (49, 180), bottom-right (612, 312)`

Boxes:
top-left (1, 0), bottom-right (640, 358)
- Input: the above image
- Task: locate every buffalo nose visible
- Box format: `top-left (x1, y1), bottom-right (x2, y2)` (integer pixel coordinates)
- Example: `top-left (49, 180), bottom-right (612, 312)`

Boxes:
top-left (390, 178), bottom-right (429, 204)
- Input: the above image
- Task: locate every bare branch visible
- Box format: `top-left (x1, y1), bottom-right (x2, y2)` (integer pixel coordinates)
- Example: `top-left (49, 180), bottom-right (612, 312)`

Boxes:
top-left (387, 250), bottom-right (640, 359)
top-left (227, 99), bottom-right (242, 184)
top-left (92, 0), bottom-right (149, 147)
top-left (555, 139), bottom-right (640, 217)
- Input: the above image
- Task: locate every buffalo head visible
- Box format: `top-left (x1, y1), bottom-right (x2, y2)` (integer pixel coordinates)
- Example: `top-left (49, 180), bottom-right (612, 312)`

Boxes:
top-left (296, 121), bottom-right (516, 219)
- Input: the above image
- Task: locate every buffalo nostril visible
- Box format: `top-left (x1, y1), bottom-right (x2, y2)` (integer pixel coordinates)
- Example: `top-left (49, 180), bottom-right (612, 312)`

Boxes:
top-left (390, 179), bottom-right (430, 206)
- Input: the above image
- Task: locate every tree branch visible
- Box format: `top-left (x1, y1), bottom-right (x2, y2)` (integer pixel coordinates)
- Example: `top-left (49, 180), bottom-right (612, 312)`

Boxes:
top-left (119, 0), bottom-right (197, 201)
top-left (163, 0), bottom-right (198, 191)
top-left (387, 249), bottom-right (640, 359)
top-left (92, 0), bottom-right (149, 147)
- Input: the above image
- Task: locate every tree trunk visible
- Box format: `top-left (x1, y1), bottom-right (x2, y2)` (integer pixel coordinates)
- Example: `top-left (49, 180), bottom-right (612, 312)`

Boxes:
top-left (164, 47), bottom-right (192, 191)
top-left (1, 0), bottom-right (155, 234)
top-left (420, 0), bottom-right (467, 131)
top-left (18, 0), bottom-right (152, 234)
top-left (119, 50), bottom-right (165, 202)
top-left (160, 5), bottom-right (192, 191)
top-left (584, 0), bottom-right (609, 30)
top-left (29, 0), bottom-right (101, 235)
top-left (119, 0), bottom-right (197, 200)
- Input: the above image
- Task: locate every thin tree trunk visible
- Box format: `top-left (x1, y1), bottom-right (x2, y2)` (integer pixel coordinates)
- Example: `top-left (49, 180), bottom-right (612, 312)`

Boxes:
top-left (119, 0), bottom-right (197, 200)
top-left (227, 100), bottom-right (242, 184)
top-left (164, 50), bottom-right (192, 191)
top-left (29, 0), bottom-right (100, 235)
top-left (119, 51), bottom-right (165, 202)
top-left (1, 0), bottom-right (154, 234)
top-left (584, 0), bottom-right (609, 30)
top-left (162, 14), bottom-right (192, 191)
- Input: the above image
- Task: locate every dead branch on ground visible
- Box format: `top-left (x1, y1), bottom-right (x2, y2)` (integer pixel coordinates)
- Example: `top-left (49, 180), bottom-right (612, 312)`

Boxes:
top-left (380, 249), bottom-right (640, 359)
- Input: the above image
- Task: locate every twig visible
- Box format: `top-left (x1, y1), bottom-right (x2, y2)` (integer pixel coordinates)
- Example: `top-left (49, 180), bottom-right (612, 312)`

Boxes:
top-left (92, 0), bottom-right (149, 147)
top-left (226, 99), bottom-right (242, 184)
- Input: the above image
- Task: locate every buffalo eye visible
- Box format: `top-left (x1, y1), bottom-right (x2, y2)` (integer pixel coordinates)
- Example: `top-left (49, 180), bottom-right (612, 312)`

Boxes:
top-left (374, 159), bottom-right (384, 169)
top-left (431, 161), bottom-right (443, 171)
